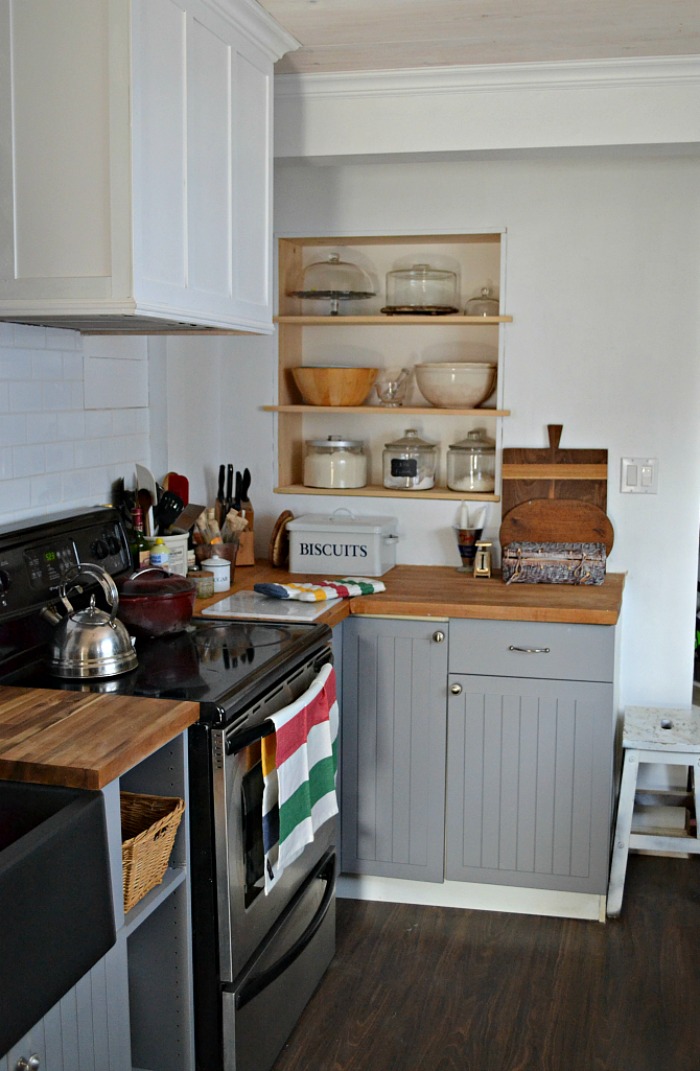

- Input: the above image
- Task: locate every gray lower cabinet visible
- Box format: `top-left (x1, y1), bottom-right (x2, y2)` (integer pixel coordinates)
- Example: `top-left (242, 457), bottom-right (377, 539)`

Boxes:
top-left (446, 619), bottom-right (617, 895)
top-left (1, 733), bottom-right (194, 1071)
top-left (341, 616), bottom-right (449, 882)
top-left (341, 615), bottom-right (618, 898)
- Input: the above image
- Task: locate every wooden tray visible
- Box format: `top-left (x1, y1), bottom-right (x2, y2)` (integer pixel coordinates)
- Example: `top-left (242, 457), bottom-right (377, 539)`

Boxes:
top-left (501, 424), bottom-right (608, 516)
top-left (499, 499), bottom-right (614, 554)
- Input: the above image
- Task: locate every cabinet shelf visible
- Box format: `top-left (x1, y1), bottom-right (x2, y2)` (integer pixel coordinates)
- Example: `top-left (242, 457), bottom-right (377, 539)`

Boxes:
top-left (274, 233), bottom-right (510, 502)
top-left (274, 483), bottom-right (500, 502)
top-left (264, 405), bottom-right (510, 417)
top-left (275, 314), bottom-right (512, 325)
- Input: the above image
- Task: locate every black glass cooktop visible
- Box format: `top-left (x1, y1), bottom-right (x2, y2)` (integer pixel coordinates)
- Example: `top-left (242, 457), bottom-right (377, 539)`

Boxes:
top-left (6, 618), bottom-right (331, 725)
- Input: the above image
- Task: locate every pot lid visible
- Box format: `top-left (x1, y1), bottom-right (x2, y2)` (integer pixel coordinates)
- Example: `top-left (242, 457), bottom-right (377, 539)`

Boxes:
top-left (117, 568), bottom-right (195, 597)
top-left (448, 428), bottom-right (495, 453)
top-left (384, 428), bottom-right (438, 452)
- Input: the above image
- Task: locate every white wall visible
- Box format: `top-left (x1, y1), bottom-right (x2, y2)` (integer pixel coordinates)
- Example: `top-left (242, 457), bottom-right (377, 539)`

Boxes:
top-left (171, 149), bottom-right (698, 712)
top-left (0, 322), bottom-right (150, 524)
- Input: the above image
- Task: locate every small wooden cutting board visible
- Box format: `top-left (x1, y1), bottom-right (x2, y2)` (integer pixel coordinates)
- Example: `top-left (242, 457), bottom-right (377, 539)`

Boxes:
top-left (501, 424), bottom-right (608, 516)
top-left (499, 499), bottom-right (614, 554)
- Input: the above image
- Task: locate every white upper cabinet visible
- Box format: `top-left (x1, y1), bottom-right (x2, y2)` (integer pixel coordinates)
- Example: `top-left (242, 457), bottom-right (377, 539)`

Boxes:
top-left (0, 0), bottom-right (297, 333)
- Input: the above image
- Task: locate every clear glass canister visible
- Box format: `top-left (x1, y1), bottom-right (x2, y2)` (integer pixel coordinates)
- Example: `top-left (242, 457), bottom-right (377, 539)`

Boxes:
top-left (446, 429), bottom-right (496, 492)
top-left (382, 428), bottom-right (438, 491)
top-left (303, 436), bottom-right (368, 489)
top-left (385, 264), bottom-right (458, 312)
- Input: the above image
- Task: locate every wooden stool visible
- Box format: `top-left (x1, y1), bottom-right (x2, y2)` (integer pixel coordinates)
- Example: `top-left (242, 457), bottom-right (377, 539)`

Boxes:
top-left (606, 706), bottom-right (700, 917)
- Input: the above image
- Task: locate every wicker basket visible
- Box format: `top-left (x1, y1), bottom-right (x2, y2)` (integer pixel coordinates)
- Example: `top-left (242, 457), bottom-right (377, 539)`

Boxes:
top-left (120, 791), bottom-right (185, 912)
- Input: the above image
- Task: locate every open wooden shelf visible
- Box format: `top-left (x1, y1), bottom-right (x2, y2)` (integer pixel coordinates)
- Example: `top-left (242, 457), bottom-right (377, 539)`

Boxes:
top-left (263, 405), bottom-right (511, 416)
top-left (274, 314), bottom-right (513, 325)
top-left (274, 484), bottom-right (500, 502)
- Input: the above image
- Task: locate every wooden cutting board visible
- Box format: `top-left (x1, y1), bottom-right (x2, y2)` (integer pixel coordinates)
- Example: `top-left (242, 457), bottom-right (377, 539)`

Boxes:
top-left (501, 424), bottom-right (608, 516)
top-left (499, 499), bottom-right (614, 554)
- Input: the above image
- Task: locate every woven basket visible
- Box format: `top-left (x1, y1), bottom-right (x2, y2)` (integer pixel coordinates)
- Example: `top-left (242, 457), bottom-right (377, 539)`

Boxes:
top-left (120, 791), bottom-right (185, 912)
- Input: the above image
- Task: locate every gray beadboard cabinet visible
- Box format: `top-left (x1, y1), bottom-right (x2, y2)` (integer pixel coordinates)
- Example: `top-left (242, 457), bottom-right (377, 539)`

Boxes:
top-left (340, 616), bottom-right (449, 882)
top-left (1, 733), bottom-right (194, 1071)
top-left (340, 615), bottom-right (618, 897)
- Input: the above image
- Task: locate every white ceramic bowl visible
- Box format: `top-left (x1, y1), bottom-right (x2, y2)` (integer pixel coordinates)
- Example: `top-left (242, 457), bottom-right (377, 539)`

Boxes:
top-left (414, 362), bottom-right (497, 408)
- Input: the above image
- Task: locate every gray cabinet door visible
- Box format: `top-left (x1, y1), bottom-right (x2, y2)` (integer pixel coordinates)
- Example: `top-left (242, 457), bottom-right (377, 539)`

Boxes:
top-left (341, 617), bottom-right (448, 882)
top-left (445, 674), bottom-right (613, 894)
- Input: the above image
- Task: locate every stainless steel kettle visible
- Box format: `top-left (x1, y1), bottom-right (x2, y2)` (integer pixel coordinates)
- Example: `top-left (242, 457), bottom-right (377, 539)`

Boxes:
top-left (45, 564), bottom-right (138, 679)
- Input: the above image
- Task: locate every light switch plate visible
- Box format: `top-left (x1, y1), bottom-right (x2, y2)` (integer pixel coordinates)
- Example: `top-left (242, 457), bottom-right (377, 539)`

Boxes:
top-left (620, 456), bottom-right (658, 494)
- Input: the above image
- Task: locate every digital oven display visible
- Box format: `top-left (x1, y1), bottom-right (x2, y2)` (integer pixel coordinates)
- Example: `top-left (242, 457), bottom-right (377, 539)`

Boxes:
top-left (24, 539), bottom-right (78, 589)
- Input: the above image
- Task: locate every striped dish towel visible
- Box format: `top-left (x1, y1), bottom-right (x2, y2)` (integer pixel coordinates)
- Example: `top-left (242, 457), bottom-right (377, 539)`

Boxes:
top-left (254, 577), bottom-right (386, 602)
top-left (261, 663), bottom-right (339, 893)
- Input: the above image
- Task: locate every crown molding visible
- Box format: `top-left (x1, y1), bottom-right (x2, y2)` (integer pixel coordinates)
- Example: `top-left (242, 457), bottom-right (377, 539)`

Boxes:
top-left (275, 55), bottom-right (700, 100)
top-left (205, 0), bottom-right (300, 61)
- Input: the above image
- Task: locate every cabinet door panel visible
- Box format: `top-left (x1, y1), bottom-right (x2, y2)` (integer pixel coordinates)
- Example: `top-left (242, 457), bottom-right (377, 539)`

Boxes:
top-left (341, 618), bottom-right (447, 882)
top-left (446, 674), bottom-right (613, 893)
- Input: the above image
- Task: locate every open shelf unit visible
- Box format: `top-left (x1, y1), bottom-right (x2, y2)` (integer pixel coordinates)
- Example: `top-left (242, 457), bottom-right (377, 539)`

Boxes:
top-left (270, 233), bottom-right (512, 501)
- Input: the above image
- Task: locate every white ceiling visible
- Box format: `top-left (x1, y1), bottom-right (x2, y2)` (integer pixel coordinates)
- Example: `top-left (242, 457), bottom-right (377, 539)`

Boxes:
top-left (255, 0), bottom-right (700, 75)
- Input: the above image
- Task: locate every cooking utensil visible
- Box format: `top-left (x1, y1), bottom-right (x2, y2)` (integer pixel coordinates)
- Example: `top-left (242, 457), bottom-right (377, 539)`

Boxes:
top-left (501, 425), bottom-right (608, 516)
top-left (46, 564), bottom-right (138, 679)
top-left (153, 490), bottom-right (185, 534)
top-left (171, 502), bottom-right (207, 534)
top-left (136, 464), bottom-right (158, 503)
top-left (499, 499), bottom-right (614, 555)
top-left (115, 568), bottom-right (196, 638)
top-left (164, 471), bottom-right (189, 506)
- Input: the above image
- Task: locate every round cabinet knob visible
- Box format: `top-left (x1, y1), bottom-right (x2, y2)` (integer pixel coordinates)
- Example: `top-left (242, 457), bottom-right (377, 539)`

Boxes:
top-left (450, 683), bottom-right (463, 695)
top-left (432, 630), bottom-right (446, 644)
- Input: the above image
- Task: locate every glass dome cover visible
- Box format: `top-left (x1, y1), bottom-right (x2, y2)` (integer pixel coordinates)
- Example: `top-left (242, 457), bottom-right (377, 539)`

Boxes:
top-left (288, 253), bottom-right (375, 315)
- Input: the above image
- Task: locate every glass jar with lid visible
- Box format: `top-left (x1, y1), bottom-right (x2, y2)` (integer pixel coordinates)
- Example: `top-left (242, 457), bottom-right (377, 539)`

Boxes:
top-left (464, 286), bottom-right (499, 317)
top-left (303, 436), bottom-right (368, 489)
top-left (382, 429), bottom-right (438, 491)
top-left (383, 264), bottom-right (458, 313)
top-left (446, 429), bottom-right (495, 492)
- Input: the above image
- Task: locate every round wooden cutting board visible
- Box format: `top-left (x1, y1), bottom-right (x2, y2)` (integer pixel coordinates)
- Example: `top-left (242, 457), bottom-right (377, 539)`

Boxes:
top-left (499, 499), bottom-right (614, 554)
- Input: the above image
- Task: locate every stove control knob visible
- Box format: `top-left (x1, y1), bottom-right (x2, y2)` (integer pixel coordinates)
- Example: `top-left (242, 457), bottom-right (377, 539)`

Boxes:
top-left (90, 538), bottom-right (109, 560)
top-left (0, 568), bottom-right (10, 597)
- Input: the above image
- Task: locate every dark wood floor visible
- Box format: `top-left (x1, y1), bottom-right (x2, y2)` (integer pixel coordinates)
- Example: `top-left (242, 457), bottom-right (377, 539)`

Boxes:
top-left (273, 856), bottom-right (700, 1071)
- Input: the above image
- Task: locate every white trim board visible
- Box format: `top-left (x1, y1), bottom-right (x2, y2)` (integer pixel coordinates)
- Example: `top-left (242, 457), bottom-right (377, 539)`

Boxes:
top-left (337, 874), bottom-right (607, 923)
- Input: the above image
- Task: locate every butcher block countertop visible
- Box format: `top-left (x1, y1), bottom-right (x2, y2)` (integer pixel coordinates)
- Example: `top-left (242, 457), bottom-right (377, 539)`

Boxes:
top-left (0, 688), bottom-right (198, 790)
top-left (197, 562), bottom-right (625, 626)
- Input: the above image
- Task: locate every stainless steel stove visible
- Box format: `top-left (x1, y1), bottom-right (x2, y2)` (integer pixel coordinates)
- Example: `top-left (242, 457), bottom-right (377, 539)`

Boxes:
top-left (0, 507), bottom-right (337, 1071)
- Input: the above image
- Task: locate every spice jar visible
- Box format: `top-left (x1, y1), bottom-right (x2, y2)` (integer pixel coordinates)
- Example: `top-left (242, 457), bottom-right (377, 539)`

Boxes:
top-left (303, 436), bottom-right (368, 489)
top-left (446, 429), bottom-right (495, 492)
top-left (382, 429), bottom-right (438, 491)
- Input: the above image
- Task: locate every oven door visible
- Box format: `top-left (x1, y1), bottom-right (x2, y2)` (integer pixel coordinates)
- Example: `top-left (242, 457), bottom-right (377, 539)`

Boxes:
top-left (221, 848), bottom-right (336, 1071)
top-left (212, 672), bottom-right (337, 982)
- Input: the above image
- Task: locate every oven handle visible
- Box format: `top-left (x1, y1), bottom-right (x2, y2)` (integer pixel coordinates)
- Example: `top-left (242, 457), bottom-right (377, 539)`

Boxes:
top-left (233, 849), bottom-right (337, 1012)
top-left (226, 651), bottom-right (334, 756)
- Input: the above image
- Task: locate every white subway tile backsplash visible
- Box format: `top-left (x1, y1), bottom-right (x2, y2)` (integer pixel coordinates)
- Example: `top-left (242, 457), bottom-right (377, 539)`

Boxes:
top-left (0, 323), bottom-right (152, 524)
top-left (10, 380), bottom-right (44, 412)
top-left (0, 413), bottom-right (27, 447)
top-left (13, 444), bottom-right (46, 478)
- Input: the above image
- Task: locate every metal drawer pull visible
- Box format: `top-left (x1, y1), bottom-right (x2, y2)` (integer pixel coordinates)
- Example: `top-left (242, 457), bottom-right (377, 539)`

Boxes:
top-left (508, 645), bottom-right (551, 654)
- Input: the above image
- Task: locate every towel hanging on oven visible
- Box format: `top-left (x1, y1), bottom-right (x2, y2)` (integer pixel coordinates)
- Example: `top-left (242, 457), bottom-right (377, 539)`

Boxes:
top-left (261, 663), bottom-right (339, 894)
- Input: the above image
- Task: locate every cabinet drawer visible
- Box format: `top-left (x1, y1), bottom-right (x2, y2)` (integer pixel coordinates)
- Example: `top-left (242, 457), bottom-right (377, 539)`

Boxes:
top-left (448, 619), bottom-right (614, 682)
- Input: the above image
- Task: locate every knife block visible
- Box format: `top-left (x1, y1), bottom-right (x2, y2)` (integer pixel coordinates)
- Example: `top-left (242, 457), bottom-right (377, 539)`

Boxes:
top-left (236, 503), bottom-right (255, 566)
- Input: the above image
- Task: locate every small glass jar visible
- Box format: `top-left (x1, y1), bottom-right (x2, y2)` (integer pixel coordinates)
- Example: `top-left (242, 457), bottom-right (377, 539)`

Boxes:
top-left (385, 264), bottom-right (458, 312)
top-left (303, 436), bottom-right (368, 488)
top-left (446, 429), bottom-right (496, 492)
top-left (382, 428), bottom-right (438, 491)
top-left (464, 286), bottom-right (500, 317)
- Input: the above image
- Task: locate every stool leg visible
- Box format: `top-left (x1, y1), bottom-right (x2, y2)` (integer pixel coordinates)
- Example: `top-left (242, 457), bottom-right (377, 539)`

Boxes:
top-left (607, 748), bottom-right (640, 918)
top-left (693, 758), bottom-right (700, 835)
